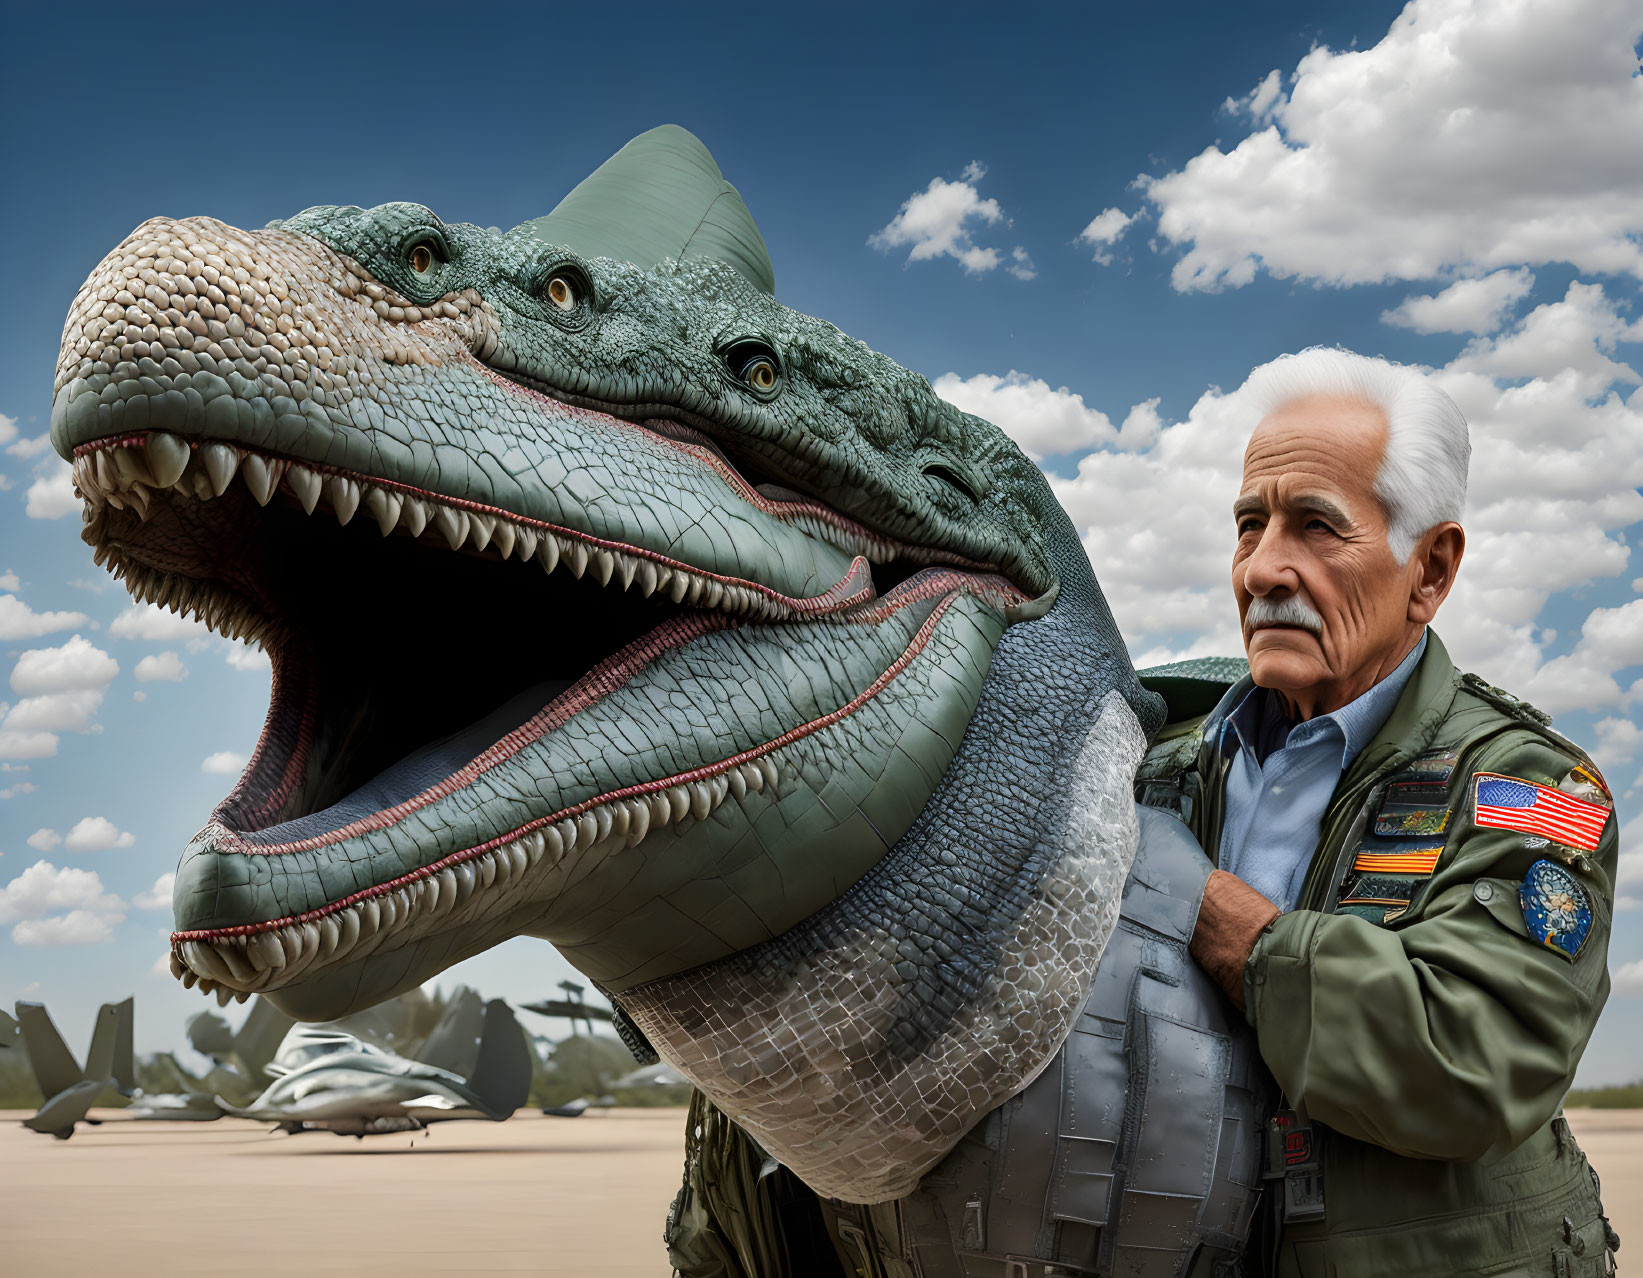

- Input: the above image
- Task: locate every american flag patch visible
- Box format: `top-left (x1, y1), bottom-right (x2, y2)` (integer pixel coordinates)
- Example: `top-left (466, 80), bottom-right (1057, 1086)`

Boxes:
top-left (1473, 773), bottom-right (1610, 852)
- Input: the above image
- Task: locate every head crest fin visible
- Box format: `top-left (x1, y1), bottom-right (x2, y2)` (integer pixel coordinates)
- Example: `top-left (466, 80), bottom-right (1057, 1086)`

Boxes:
top-left (526, 125), bottom-right (775, 295)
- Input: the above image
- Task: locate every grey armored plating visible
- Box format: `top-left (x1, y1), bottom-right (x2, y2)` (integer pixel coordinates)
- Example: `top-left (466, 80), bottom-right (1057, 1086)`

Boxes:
top-left (50, 128), bottom-right (1261, 1245)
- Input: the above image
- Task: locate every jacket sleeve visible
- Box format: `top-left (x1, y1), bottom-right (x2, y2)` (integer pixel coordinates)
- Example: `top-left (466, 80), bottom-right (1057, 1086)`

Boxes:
top-left (1243, 730), bottom-right (1617, 1163)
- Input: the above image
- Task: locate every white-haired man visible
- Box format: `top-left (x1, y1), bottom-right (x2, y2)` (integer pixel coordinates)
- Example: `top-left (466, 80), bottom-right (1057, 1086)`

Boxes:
top-left (1156, 348), bottom-right (1620, 1275)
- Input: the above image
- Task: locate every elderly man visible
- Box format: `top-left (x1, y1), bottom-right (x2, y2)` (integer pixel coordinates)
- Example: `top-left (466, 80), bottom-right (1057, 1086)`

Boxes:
top-left (1177, 347), bottom-right (1620, 1276)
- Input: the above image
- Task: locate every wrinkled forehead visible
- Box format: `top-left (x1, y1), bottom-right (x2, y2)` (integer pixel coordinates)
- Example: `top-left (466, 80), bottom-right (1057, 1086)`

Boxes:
top-left (1241, 394), bottom-right (1389, 499)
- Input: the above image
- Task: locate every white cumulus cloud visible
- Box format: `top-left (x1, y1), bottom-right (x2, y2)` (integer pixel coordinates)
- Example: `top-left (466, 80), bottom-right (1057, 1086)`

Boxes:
top-left (133, 872), bottom-right (174, 911)
top-left (0, 570), bottom-right (20, 591)
top-left (26, 828), bottom-right (61, 851)
top-left (134, 651), bottom-right (187, 683)
top-left (200, 750), bottom-right (248, 775)
top-left (1382, 269), bottom-right (1536, 335)
top-left (0, 594), bottom-right (91, 641)
top-left (108, 602), bottom-right (210, 641)
top-left (1131, 0), bottom-right (1643, 292)
top-left (61, 816), bottom-right (135, 852)
top-left (24, 457), bottom-right (77, 519)
top-left (0, 636), bottom-right (120, 760)
top-left (1079, 208), bottom-right (1134, 265)
top-left (870, 162), bottom-right (1031, 277)
top-left (0, 859), bottom-right (125, 944)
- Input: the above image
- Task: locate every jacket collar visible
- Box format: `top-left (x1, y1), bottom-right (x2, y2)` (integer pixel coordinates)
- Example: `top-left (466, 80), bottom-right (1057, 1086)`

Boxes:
top-left (1200, 630), bottom-right (1460, 781)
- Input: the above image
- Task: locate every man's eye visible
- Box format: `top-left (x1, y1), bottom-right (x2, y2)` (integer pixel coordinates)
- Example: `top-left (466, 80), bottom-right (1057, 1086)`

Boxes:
top-left (1307, 519), bottom-right (1337, 534)
top-left (1238, 518), bottom-right (1262, 534)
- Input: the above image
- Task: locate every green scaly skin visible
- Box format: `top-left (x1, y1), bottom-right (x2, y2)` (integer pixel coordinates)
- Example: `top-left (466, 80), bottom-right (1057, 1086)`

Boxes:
top-left (51, 192), bottom-right (1154, 1200)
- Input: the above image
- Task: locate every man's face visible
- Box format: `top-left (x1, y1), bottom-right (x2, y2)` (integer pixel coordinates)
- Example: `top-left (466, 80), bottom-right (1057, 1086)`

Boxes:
top-left (1232, 394), bottom-right (1418, 717)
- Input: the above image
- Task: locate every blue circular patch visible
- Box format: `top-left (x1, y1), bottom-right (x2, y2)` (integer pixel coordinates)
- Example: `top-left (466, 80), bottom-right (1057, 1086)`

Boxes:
top-left (1519, 859), bottom-right (1593, 959)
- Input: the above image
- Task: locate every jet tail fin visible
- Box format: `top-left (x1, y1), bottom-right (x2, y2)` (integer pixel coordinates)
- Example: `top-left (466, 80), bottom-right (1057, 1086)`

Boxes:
top-left (83, 997), bottom-right (134, 1094)
top-left (232, 997), bottom-right (295, 1082)
top-left (15, 1002), bottom-right (84, 1100)
top-left (416, 987), bottom-right (485, 1075)
top-left (464, 1000), bottom-right (532, 1118)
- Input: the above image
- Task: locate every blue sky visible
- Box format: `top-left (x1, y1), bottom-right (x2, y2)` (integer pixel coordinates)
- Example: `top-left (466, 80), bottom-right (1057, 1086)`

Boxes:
top-left (2, 0), bottom-right (1640, 1083)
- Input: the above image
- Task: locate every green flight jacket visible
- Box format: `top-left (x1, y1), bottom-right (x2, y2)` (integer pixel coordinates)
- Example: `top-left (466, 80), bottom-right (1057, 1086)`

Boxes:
top-left (1169, 631), bottom-right (1621, 1277)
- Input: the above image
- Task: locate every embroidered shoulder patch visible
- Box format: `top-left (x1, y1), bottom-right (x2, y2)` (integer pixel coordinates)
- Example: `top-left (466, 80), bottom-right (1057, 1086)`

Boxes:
top-left (1374, 805), bottom-right (1451, 838)
top-left (1474, 773), bottom-right (1611, 852)
top-left (1519, 859), bottom-right (1593, 959)
top-left (1559, 762), bottom-right (1613, 809)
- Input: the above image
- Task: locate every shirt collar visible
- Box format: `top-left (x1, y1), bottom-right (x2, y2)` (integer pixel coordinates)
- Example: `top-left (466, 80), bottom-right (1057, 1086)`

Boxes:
top-left (1222, 630), bottom-right (1428, 769)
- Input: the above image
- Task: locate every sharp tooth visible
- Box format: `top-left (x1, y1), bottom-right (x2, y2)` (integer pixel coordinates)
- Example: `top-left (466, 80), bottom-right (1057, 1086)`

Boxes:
top-left (241, 454), bottom-right (276, 505)
top-left (476, 854), bottom-right (498, 889)
top-left (626, 799), bottom-right (650, 846)
top-left (506, 843), bottom-right (528, 878)
top-left (95, 450), bottom-right (120, 494)
top-left (710, 775), bottom-right (729, 806)
top-left (401, 497), bottom-right (429, 538)
top-left (536, 534), bottom-right (558, 575)
top-left (668, 787), bottom-right (690, 823)
top-left (215, 985), bottom-right (234, 1007)
top-left (492, 850), bottom-right (514, 886)
top-left (576, 812), bottom-right (599, 847)
top-left (515, 526), bottom-right (538, 562)
top-left (168, 951), bottom-right (187, 980)
top-left (637, 561), bottom-right (658, 596)
top-left (543, 825), bottom-right (565, 861)
top-left (467, 513), bottom-right (494, 552)
top-left (758, 757), bottom-right (779, 793)
top-left (591, 549), bottom-right (615, 586)
top-left (565, 540), bottom-right (589, 578)
top-left (616, 555), bottom-right (638, 591)
top-left (491, 520), bottom-right (515, 559)
top-left (201, 443), bottom-right (239, 496)
top-left (704, 581), bottom-right (725, 609)
top-left (279, 928), bottom-right (304, 965)
top-left (452, 861), bottom-right (476, 901)
top-left (144, 432), bottom-right (190, 488)
top-left (317, 915), bottom-right (340, 957)
top-left (359, 898), bottom-right (382, 934)
top-left (364, 486), bottom-right (402, 535)
top-left (127, 483), bottom-right (152, 518)
top-left (594, 806), bottom-right (614, 843)
top-left (251, 931), bottom-right (285, 971)
top-left (689, 781), bottom-right (712, 820)
top-left (432, 504), bottom-right (466, 548)
top-left (669, 572), bottom-right (690, 603)
top-left (185, 940), bottom-right (231, 984)
top-left (420, 875), bottom-right (441, 912)
top-left (608, 804), bottom-right (629, 838)
top-left (523, 833), bottom-right (545, 867)
top-left (437, 868), bottom-right (458, 907)
top-left (556, 818), bottom-right (578, 854)
top-left (181, 969), bottom-right (198, 989)
top-left (649, 792), bottom-right (672, 828)
top-left (328, 476), bottom-right (360, 525)
top-left (113, 446), bottom-right (157, 488)
top-left (727, 768), bottom-right (747, 800)
top-left (287, 465), bottom-right (323, 514)
top-left (742, 762), bottom-right (764, 793)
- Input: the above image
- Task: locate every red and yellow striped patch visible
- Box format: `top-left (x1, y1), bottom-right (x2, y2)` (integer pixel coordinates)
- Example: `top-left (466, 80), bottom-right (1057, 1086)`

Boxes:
top-left (1352, 848), bottom-right (1442, 876)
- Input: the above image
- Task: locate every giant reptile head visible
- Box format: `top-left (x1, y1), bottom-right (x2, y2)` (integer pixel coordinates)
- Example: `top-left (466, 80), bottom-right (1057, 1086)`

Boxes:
top-left (50, 127), bottom-right (1161, 1199)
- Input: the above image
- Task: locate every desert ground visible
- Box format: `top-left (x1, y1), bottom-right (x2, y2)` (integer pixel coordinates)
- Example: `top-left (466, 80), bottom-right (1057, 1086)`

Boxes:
top-left (0, 1107), bottom-right (1636, 1275)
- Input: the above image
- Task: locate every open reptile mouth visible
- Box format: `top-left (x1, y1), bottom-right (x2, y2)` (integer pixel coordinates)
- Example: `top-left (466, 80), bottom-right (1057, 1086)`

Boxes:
top-left (70, 422), bottom-right (1036, 1002)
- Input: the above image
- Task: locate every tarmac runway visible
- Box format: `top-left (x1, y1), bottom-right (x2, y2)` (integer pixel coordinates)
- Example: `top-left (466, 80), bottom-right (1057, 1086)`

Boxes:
top-left (0, 1106), bottom-right (1637, 1275)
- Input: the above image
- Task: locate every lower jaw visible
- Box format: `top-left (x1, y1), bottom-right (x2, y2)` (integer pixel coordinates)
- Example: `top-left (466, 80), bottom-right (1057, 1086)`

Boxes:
top-left (172, 579), bottom-right (1017, 1009)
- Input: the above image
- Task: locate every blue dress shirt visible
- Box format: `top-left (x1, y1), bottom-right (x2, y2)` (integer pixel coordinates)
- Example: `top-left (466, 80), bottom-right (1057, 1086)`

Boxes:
top-left (1217, 631), bottom-right (1427, 912)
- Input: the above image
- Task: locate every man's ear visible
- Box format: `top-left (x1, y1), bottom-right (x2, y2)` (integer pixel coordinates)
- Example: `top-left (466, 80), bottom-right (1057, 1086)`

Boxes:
top-left (1408, 522), bottom-right (1465, 624)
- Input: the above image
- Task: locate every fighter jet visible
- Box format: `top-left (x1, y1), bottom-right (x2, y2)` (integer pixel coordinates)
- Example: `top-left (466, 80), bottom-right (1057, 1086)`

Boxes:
top-left (224, 997), bottom-right (531, 1136)
top-left (122, 995), bottom-right (299, 1120)
top-left (15, 998), bottom-right (134, 1138)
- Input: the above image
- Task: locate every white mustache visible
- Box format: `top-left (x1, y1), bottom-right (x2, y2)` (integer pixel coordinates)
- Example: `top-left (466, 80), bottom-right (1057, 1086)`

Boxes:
top-left (1245, 595), bottom-right (1324, 636)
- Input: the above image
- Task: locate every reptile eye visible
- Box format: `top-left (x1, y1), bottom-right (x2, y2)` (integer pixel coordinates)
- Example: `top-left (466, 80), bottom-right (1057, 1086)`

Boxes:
top-left (408, 243), bottom-right (435, 275)
top-left (546, 275), bottom-right (576, 311)
top-left (720, 338), bottom-right (783, 397)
